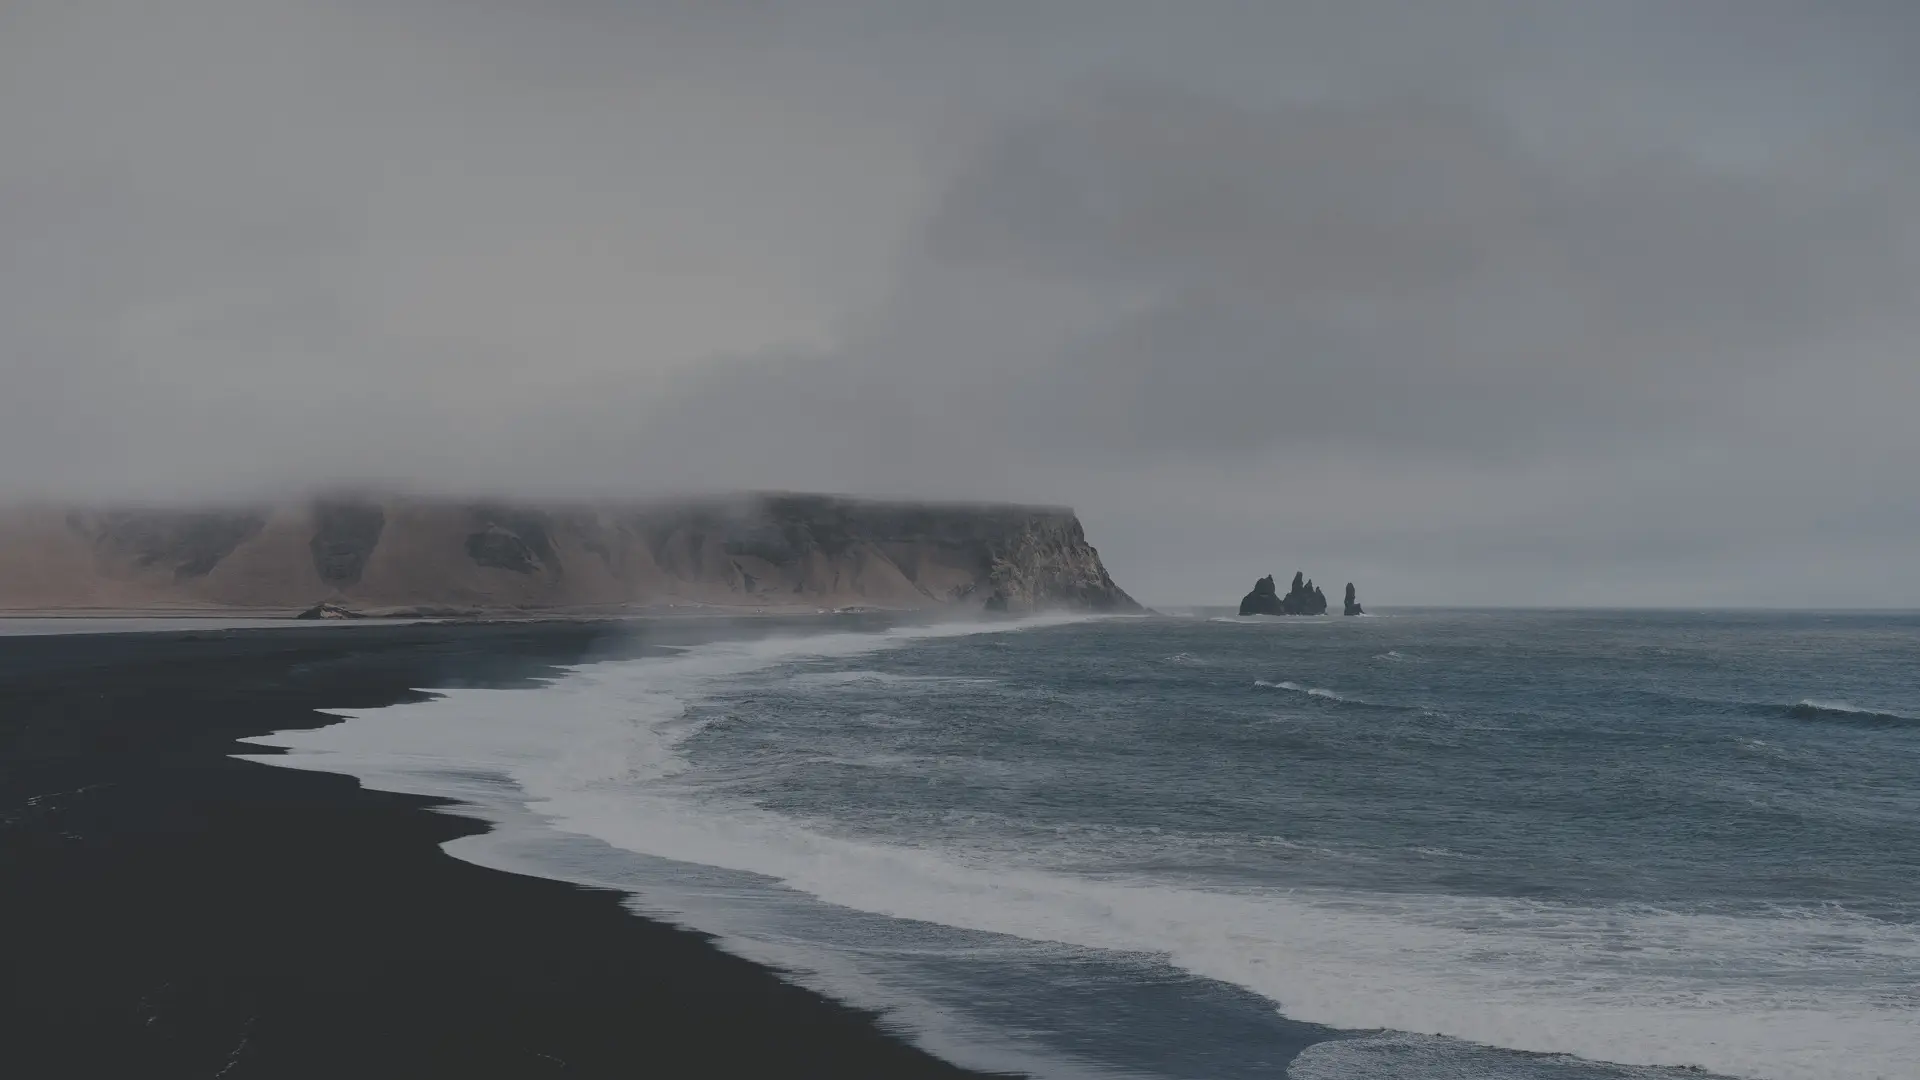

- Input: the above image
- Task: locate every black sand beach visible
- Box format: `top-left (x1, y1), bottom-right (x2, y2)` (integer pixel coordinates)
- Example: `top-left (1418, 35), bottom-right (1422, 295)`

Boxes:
top-left (0, 620), bottom-right (1004, 1079)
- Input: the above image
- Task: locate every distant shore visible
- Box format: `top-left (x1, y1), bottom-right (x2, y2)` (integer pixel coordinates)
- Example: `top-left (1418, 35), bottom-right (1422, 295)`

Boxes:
top-left (0, 600), bottom-right (909, 620)
top-left (0, 620), bottom-right (1006, 1079)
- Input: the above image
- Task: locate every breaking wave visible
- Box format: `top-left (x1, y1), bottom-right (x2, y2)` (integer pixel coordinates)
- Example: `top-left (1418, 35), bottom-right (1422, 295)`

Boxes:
top-left (235, 614), bottom-right (1920, 1080)
top-left (1253, 679), bottom-right (1404, 710)
top-left (1785, 699), bottom-right (1919, 726)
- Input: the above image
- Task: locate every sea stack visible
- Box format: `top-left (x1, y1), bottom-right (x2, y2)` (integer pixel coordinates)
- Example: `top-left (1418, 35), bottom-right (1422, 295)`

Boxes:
top-left (1239, 575), bottom-right (1283, 615)
top-left (1344, 583), bottom-right (1364, 616)
top-left (295, 600), bottom-right (365, 620)
top-left (1238, 571), bottom-right (1329, 616)
top-left (1287, 572), bottom-right (1329, 615)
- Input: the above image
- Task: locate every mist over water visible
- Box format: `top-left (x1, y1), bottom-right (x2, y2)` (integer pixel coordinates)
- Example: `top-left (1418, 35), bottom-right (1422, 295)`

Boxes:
top-left (8, 3), bottom-right (1920, 606)
top-left (244, 611), bottom-right (1920, 1080)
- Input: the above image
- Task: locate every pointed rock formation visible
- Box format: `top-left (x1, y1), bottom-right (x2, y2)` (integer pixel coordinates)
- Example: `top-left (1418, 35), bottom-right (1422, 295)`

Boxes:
top-left (295, 600), bottom-right (364, 620)
top-left (1239, 571), bottom-right (1329, 615)
top-left (1238, 574), bottom-right (1283, 615)
top-left (1285, 572), bottom-right (1328, 615)
top-left (1344, 582), bottom-right (1364, 616)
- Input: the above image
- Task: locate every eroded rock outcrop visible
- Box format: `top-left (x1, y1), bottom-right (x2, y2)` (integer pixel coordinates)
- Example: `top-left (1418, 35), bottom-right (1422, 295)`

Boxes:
top-left (978, 512), bottom-right (1135, 613)
top-left (295, 600), bottom-right (364, 620)
top-left (1286, 571), bottom-right (1329, 615)
top-left (1239, 571), bottom-right (1329, 616)
top-left (75, 509), bottom-right (266, 581)
top-left (310, 499), bottom-right (385, 587)
top-left (1239, 575), bottom-right (1283, 616)
top-left (1344, 582), bottom-right (1364, 616)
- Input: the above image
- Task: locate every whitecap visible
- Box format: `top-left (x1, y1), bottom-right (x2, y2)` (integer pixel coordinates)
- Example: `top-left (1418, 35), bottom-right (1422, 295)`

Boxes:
top-left (238, 617), bottom-right (1920, 1080)
top-left (1789, 699), bottom-right (1918, 724)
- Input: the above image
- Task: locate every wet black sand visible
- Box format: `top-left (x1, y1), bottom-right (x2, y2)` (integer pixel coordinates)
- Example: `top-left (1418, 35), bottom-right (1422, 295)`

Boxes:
top-left (1, 620), bottom-right (1004, 1079)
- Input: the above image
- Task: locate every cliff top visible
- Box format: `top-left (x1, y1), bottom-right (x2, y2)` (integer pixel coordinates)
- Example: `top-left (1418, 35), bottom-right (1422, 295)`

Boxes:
top-left (0, 491), bottom-right (1130, 616)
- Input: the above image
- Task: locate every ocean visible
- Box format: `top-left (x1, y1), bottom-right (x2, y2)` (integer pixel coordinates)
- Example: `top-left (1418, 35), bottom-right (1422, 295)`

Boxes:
top-left (240, 610), bottom-right (1920, 1080)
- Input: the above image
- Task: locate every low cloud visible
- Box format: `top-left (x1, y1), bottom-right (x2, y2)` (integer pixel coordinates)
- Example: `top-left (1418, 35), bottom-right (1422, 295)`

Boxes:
top-left (3, 1), bottom-right (1916, 604)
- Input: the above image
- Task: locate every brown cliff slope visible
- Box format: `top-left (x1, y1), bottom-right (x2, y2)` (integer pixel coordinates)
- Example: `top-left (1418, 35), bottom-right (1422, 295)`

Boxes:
top-left (0, 494), bottom-right (1139, 615)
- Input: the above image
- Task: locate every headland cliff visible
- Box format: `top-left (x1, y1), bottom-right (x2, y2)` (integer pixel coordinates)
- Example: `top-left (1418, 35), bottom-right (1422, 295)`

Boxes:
top-left (0, 493), bottom-right (1139, 616)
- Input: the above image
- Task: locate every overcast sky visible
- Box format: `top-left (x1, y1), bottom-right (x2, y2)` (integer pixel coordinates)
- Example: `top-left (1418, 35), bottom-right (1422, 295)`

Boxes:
top-left (4, 1), bottom-right (1917, 606)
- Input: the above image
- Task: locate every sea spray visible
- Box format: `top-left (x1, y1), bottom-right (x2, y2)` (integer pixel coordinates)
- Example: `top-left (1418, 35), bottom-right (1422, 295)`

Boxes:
top-left (240, 610), bottom-right (1920, 1080)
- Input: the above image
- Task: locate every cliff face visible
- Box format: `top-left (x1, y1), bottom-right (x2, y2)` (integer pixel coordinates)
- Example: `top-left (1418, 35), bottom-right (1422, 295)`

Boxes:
top-left (0, 494), bottom-right (1139, 615)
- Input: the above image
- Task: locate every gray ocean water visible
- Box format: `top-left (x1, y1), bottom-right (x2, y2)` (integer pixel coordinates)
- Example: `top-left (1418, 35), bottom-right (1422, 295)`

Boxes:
top-left (245, 611), bottom-right (1920, 1080)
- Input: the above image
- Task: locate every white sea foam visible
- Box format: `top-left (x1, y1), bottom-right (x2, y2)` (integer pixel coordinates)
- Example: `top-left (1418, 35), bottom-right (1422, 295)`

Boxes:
top-left (1408, 846), bottom-right (1478, 860)
top-left (1799, 699), bottom-right (1872, 715)
top-left (1254, 679), bottom-right (1369, 705)
top-left (1792, 699), bottom-right (1919, 723)
top-left (1287, 1033), bottom-right (1679, 1080)
top-left (240, 620), bottom-right (1920, 1080)
top-left (788, 670), bottom-right (999, 689)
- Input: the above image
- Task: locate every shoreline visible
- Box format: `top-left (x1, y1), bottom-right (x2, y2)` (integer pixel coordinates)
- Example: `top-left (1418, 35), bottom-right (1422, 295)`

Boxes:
top-left (0, 602), bottom-right (920, 619)
top-left (0, 621), bottom-right (1011, 1079)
